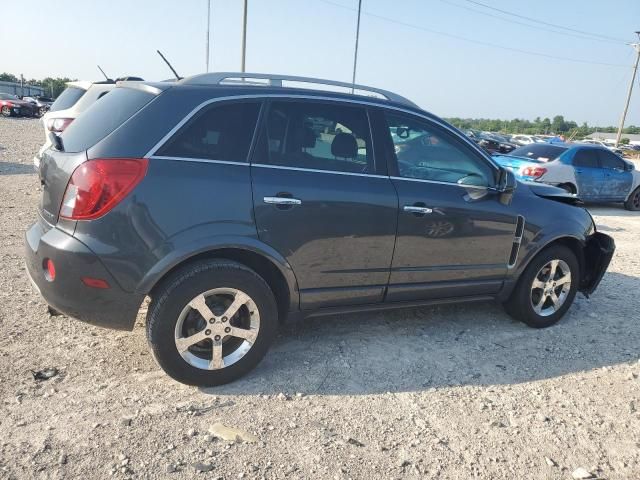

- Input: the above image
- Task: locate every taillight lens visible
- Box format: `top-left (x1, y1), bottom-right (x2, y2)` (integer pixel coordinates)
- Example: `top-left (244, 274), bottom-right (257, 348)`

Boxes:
top-left (521, 166), bottom-right (547, 178)
top-left (46, 118), bottom-right (74, 132)
top-left (59, 158), bottom-right (148, 220)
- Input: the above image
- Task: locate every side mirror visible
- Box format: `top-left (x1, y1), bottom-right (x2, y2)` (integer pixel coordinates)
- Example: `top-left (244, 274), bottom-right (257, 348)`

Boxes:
top-left (625, 162), bottom-right (634, 172)
top-left (497, 167), bottom-right (517, 193)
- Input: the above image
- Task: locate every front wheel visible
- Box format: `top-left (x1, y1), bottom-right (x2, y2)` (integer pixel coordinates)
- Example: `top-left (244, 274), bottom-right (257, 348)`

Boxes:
top-left (624, 187), bottom-right (640, 211)
top-left (146, 260), bottom-right (278, 386)
top-left (1, 106), bottom-right (12, 117)
top-left (504, 245), bottom-right (579, 328)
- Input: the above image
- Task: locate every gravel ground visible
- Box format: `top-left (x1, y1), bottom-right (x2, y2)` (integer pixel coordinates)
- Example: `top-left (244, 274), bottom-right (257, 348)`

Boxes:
top-left (0, 117), bottom-right (639, 480)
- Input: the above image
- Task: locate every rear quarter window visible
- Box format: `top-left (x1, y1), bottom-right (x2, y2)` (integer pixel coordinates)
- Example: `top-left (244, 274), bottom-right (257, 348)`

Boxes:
top-left (60, 87), bottom-right (156, 153)
top-left (50, 87), bottom-right (86, 112)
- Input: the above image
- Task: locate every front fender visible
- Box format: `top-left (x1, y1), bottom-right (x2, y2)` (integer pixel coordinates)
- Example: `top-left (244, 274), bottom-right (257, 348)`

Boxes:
top-left (136, 235), bottom-right (300, 311)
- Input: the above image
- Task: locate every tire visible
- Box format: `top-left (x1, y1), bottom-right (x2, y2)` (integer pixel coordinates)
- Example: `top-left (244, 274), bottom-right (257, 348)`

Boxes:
top-left (146, 259), bottom-right (278, 386)
top-left (504, 245), bottom-right (579, 328)
top-left (1, 106), bottom-right (12, 117)
top-left (624, 187), bottom-right (640, 211)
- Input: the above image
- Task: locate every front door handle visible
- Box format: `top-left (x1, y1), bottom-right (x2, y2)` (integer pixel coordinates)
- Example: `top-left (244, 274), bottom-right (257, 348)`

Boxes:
top-left (263, 196), bottom-right (302, 206)
top-left (403, 205), bottom-right (433, 215)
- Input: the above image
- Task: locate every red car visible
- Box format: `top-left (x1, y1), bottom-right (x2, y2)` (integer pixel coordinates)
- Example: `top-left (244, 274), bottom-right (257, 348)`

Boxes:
top-left (0, 93), bottom-right (38, 117)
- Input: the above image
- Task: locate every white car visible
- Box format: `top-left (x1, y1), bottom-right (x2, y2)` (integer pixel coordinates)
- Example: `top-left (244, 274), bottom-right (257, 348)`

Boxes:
top-left (578, 139), bottom-right (623, 155)
top-left (34, 81), bottom-right (116, 168)
top-left (511, 134), bottom-right (544, 146)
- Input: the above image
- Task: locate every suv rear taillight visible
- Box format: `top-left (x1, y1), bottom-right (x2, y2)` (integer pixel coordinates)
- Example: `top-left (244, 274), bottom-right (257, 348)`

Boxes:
top-left (46, 118), bottom-right (74, 133)
top-left (521, 166), bottom-right (547, 178)
top-left (59, 158), bottom-right (148, 220)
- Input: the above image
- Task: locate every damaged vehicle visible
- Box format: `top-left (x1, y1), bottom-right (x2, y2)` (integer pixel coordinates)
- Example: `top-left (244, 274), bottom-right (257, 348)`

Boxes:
top-left (25, 73), bottom-right (615, 386)
top-left (493, 143), bottom-right (640, 210)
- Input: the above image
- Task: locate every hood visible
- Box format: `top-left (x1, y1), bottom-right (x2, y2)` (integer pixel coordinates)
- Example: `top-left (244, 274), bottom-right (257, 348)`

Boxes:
top-left (527, 182), bottom-right (582, 206)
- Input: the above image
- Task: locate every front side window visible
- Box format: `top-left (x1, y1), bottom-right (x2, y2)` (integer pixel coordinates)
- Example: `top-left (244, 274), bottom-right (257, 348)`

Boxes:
top-left (597, 150), bottom-right (625, 170)
top-left (260, 101), bottom-right (373, 174)
top-left (385, 113), bottom-right (494, 187)
top-left (572, 149), bottom-right (599, 168)
top-left (157, 102), bottom-right (261, 162)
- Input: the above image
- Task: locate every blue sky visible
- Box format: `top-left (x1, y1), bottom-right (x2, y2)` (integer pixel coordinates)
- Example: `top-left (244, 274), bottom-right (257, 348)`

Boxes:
top-left (2, 0), bottom-right (639, 125)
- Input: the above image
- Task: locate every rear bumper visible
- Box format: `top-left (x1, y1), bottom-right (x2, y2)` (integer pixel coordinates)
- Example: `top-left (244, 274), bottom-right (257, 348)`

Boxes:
top-left (24, 220), bottom-right (144, 330)
top-left (580, 232), bottom-right (615, 297)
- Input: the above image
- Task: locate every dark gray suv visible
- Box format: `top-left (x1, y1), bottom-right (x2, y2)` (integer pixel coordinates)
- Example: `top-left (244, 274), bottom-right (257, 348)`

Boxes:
top-left (25, 73), bottom-right (614, 386)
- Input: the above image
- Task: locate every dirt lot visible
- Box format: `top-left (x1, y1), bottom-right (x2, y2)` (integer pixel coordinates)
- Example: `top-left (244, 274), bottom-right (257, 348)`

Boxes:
top-left (0, 117), bottom-right (639, 480)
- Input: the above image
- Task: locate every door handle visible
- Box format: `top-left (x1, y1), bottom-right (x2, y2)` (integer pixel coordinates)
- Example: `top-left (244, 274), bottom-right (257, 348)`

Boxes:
top-left (403, 205), bottom-right (433, 215)
top-left (263, 196), bottom-right (302, 206)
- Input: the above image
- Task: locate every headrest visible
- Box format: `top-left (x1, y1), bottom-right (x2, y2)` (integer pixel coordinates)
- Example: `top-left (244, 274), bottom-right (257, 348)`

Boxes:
top-left (331, 133), bottom-right (358, 159)
top-left (302, 126), bottom-right (316, 148)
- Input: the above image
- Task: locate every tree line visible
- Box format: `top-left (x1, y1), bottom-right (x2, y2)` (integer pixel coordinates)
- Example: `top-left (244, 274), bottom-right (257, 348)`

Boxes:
top-left (0, 72), bottom-right (76, 98)
top-left (445, 115), bottom-right (640, 137)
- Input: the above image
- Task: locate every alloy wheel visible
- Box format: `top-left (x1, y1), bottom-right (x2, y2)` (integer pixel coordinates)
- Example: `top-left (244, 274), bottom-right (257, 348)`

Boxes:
top-left (174, 287), bottom-right (260, 370)
top-left (530, 259), bottom-right (572, 317)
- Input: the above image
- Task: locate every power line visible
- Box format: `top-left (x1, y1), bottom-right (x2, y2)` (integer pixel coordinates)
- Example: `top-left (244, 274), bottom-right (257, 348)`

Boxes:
top-left (437, 0), bottom-right (626, 45)
top-left (318, 0), bottom-right (630, 68)
top-left (461, 0), bottom-right (629, 44)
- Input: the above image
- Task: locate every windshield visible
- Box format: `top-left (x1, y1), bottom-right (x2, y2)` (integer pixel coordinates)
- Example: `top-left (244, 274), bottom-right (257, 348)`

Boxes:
top-left (50, 86), bottom-right (86, 112)
top-left (508, 144), bottom-right (568, 162)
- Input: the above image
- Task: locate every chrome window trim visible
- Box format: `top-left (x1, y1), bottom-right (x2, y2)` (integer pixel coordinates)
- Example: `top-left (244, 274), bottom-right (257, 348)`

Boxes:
top-left (252, 163), bottom-right (388, 179)
top-left (144, 94), bottom-right (499, 174)
top-left (150, 155), bottom-right (249, 166)
top-left (389, 176), bottom-right (490, 190)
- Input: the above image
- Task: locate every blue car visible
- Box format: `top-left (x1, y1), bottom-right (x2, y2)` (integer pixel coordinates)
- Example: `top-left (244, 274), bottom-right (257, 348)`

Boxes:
top-left (493, 143), bottom-right (640, 210)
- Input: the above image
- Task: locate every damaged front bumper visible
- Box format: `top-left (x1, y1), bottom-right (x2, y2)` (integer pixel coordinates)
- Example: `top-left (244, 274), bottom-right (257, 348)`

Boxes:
top-left (580, 232), bottom-right (615, 297)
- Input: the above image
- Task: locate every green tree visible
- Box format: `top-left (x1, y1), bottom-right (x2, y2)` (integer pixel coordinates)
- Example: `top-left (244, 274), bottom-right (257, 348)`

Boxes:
top-left (0, 72), bottom-right (18, 82)
top-left (620, 137), bottom-right (630, 145)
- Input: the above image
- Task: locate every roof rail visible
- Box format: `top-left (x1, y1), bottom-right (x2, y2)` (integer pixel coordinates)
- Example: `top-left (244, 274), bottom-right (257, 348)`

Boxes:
top-left (179, 72), bottom-right (419, 108)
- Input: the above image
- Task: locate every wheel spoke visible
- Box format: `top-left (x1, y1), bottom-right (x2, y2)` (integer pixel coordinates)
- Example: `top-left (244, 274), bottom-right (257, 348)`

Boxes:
top-left (549, 291), bottom-right (560, 309)
top-left (555, 272), bottom-right (571, 287)
top-left (533, 293), bottom-right (547, 313)
top-left (547, 260), bottom-right (559, 280)
top-left (175, 329), bottom-right (209, 353)
top-left (228, 326), bottom-right (258, 344)
top-left (531, 278), bottom-right (545, 290)
top-left (221, 291), bottom-right (250, 321)
top-left (189, 294), bottom-right (216, 321)
top-left (209, 342), bottom-right (224, 370)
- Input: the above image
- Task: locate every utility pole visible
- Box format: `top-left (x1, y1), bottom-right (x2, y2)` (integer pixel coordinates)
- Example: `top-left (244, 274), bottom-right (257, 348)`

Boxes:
top-left (615, 31), bottom-right (640, 147)
top-left (205, 0), bottom-right (211, 72)
top-left (20, 74), bottom-right (24, 98)
top-left (351, 0), bottom-right (363, 92)
top-left (241, 0), bottom-right (248, 72)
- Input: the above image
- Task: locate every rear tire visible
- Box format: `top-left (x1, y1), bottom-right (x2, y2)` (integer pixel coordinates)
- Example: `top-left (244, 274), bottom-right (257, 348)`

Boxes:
top-left (504, 245), bottom-right (579, 328)
top-left (624, 187), bottom-right (640, 211)
top-left (146, 260), bottom-right (278, 386)
top-left (1, 106), bottom-right (11, 117)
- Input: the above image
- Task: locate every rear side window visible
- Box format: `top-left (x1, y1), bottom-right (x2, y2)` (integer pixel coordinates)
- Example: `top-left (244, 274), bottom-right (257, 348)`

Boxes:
top-left (50, 87), bottom-right (86, 112)
top-left (597, 150), bottom-right (625, 170)
top-left (60, 87), bottom-right (156, 153)
top-left (573, 149), bottom-right (599, 168)
top-left (156, 102), bottom-right (260, 162)
top-left (258, 101), bottom-right (373, 174)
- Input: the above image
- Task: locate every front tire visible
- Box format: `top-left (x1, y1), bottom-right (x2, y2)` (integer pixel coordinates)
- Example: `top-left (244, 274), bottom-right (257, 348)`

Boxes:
top-left (146, 260), bottom-right (278, 386)
top-left (1, 106), bottom-right (12, 117)
top-left (624, 187), bottom-right (640, 211)
top-left (504, 245), bottom-right (579, 328)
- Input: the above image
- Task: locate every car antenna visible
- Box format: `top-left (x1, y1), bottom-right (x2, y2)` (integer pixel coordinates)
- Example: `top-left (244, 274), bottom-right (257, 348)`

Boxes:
top-left (97, 65), bottom-right (112, 82)
top-left (157, 50), bottom-right (181, 80)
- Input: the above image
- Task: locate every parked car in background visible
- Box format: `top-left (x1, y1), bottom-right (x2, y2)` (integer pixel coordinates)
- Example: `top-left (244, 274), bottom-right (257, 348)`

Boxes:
top-left (24, 95), bottom-right (55, 116)
top-left (26, 72), bottom-right (614, 386)
top-left (579, 139), bottom-right (623, 156)
top-left (473, 132), bottom-right (517, 154)
top-left (35, 78), bottom-right (143, 168)
top-left (511, 134), bottom-right (544, 146)
top-left (493, 143), bottom-right (640, 210)
top-left (0, 93), bottom-right (39, 117)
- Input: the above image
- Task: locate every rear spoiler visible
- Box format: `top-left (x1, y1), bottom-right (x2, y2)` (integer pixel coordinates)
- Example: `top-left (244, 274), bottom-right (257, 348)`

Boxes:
top-left (114, 81), bottom-right (170, 95)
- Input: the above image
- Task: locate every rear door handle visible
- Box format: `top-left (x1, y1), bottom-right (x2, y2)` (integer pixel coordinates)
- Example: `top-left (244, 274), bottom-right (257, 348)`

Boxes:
top-left (263, 196), bottom-right (302, 206)
top-left (403, 205), bottom-right (433, 215)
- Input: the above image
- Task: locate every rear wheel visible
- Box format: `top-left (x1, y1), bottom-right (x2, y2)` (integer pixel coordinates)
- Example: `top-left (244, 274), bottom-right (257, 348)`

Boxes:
top-left (146, 260), bottom-right (278, 386)
top-left (504, 245), bottom-right (579, 328)
top-left (624, 187), bottom-right (640, 211)
top-left (1, 106), bottom-right (11, 117)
